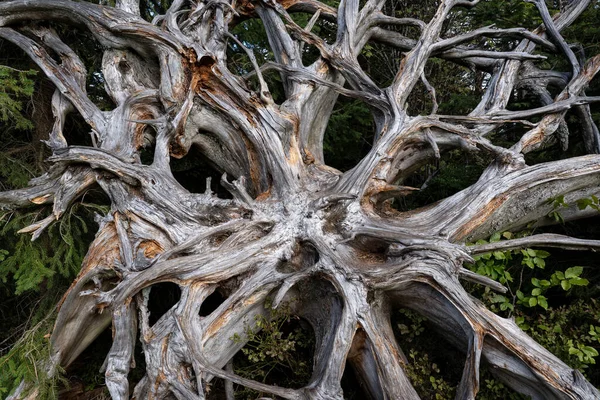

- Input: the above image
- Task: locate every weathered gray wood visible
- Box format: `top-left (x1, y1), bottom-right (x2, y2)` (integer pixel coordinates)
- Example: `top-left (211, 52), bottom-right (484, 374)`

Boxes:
top-left (1, 0), bottom-right (600, 399)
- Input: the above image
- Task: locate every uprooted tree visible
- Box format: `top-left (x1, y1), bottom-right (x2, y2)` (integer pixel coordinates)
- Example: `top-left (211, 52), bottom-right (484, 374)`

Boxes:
top-left (1, 0), bottom-right (600, 398)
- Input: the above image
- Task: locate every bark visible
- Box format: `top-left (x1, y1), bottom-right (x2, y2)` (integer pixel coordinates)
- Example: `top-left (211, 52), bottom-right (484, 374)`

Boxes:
top-left (1, 0), bottom-right (600, 399)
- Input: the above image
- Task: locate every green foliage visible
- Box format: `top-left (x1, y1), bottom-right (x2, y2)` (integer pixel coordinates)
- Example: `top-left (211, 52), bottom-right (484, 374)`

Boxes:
top-left (0, 66), bottom-right (36, 131)
top-left (230, 300), bottom-right (314, 399)
top-left (0, 203), bottom-right (105, 295)
top-left (0, 33), bottom-right (109, 399)
top-left (324, 98), bottom-right (374, 171)
top-left (0, 203), bottom-right (105, 398)
top-left (394, 309), bottom-right (457, 399)
top-left (549, 266), bottom-right (589, 291)
top-left (396, 308), bottom-right (426, 342)
top-left (467, 231), bottom-right (599, 375)
top-left (395, 150), bottom-right (491, 211)
top-left (577, 195), bottom-right (600, 212)
top-left (562, 1), bottom-right (600, 58)
top-left (477, 370), bottom-right (528, 400)
top-left (468, 231), bottom-right (593, 313)
top-left (568, 340), bottom-right (599, 366)
top-left (547, 195), bottom-right (569, 223)
top-left (466, 0), bottom-right (542, 30)
top-left (395, 308), bottom-right (529, 399)
top-left (0, 152), bottom-right (34, 190)
top-left (518, 299), bottom-right (600, 374)
top-left (404, 349), bottom-right (455, 400)
top-left (0, 313), bottom-right (67, 399)
top-left (395, 245), bottom-right (599, 398)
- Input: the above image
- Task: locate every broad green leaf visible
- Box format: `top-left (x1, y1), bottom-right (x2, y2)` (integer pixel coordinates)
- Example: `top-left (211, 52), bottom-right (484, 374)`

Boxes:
top-left (565, 266), bottom-right (583, 279)
top-left (569, 277), bottom-right (589, 286)
top-left (535, 250), bottom-right (550, 258)
top-left (553, 325), bottom-right (562, 334)
top-left (533, 257), bottom-right (545, 268)
top-left (569, 347), bottom-right (580, 355)
top-left (538, 296), bottom-right (548, 310)
top-left (582, 346), bottom-right (598, 357)
top-left (554, 271), bottom-right (565, 280)
top-left (529, 297), bottom-right (537, 307)
top-left (490, 232), bottom-right (502, 242)
top-left (577, 198), bottom-right (592, 210)
top-left (516, 290), bottom-right (524, 300)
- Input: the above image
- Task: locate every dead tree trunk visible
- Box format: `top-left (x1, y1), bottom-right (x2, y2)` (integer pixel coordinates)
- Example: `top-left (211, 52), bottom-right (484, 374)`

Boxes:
top-left (1, 0), bottom-right (600, 398)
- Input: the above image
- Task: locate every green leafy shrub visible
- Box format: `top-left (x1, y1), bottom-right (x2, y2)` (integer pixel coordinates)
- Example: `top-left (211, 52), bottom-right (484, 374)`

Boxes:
top-left (0, 203), bottom-right (106, 295)
top-left (467, 230), bottom-right (599, 377)
top-left (394, 309), bottom-right (462, 399)
top-left (404, 349), bottom-right (455, 400)
top-left (476, 369), bottom-right (528, 400)
top-left (0, 203), bottom-right (107, 398)
top-left (0, 313), bottom-right (67, 399)
top-left (230, 300), bottom-right (314, 399)
top-left (577, 195), bottom-right (600, 212)
top-left (519, 299), bottom-right (600, 375)
top-left (467, 231), bottom-right (592, 314)
top-left (394, 307), bottom-right (532, 400)
top-left (0, 152), bottom-right (35, 191)
top-left (0, 66), bottom-right (36, 131)
top-left (394, 225), bottom-right (598, 399)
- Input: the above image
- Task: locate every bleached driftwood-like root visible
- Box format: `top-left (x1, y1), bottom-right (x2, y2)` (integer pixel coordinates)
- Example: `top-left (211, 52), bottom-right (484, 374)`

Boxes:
top-left (2, 0), bottom-right (600, 398)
